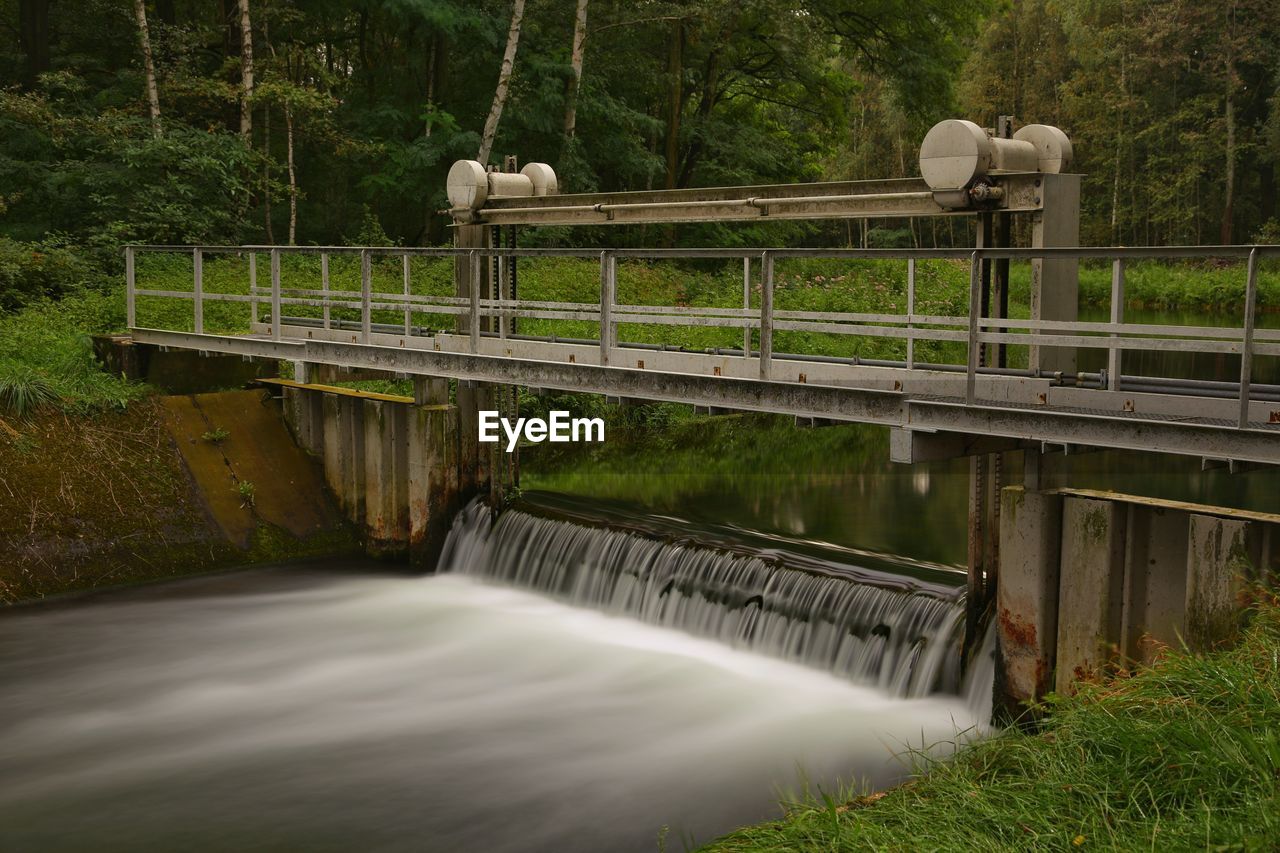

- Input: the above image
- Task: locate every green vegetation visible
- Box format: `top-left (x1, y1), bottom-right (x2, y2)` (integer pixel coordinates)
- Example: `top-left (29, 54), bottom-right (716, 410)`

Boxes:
top-left (237, 480), bottom-right (256, 508)
top-left (0, 290), bottom-right (149, 415)
top-left (702, 597), bottom-right (1280, 852)
top-left (201, 427), bottom-right (230, 444)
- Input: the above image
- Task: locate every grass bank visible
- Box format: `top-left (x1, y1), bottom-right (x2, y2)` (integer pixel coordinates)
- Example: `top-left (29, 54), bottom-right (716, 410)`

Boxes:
top-left (701, 597), bottom-right (1280, 852)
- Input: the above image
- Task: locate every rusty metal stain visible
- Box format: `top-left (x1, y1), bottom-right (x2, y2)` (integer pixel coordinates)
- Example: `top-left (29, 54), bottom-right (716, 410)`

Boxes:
top-left (637, 359), bottom-right (645, 369)
top-left (568, 354), bottom-right (576, 363)
top-left (713, 366), bottom-right (722, 376)
top-left (1124, 399), bottom-right (1134, 412)
top-left (798, 373), bottom-right (807, 383)
top-left (998, 607), bottom-right (1037, 649)
top-left (1271, 410), bottom-right (1280, 424)
top-left (1038, 393), bottom-right (1047, 404)
top-left (894, 380), bottom-right (902, 391)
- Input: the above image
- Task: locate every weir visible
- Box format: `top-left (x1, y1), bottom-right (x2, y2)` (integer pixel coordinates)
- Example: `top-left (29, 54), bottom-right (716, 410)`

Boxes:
top-left (438, 498), bottom-right (972, 699)
top-left (118, 115), bottom-right (1280, 717)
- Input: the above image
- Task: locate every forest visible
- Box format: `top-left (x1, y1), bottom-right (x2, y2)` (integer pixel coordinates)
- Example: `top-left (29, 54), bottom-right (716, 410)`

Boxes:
top-left (1, 0), bottom-right (1279, 312)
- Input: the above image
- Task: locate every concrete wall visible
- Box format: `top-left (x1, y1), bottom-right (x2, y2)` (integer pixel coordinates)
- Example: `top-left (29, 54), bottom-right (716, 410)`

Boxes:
top-left (997, 486), bottom-right (1279, 716)
top-left (281, 371), bottom-right (506, 566)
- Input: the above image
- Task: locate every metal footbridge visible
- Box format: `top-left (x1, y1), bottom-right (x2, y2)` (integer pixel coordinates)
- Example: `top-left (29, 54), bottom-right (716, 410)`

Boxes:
top-left (125, 242), bottom-right (1280, 467)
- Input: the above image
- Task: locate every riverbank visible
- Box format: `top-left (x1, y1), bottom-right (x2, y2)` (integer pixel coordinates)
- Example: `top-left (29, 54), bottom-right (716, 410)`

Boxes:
top-left (701, 595), bottom-right (1280, 851)
top-left (0, 393), bottom-right (357, 603)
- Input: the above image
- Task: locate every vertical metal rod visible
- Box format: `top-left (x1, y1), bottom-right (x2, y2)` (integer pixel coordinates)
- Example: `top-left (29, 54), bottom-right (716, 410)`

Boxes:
top-left (599, 251), bottom-right (615, 366)
top-left (270, 249), bottom-right (282, 341)
top-left (125, 246), bottom-right (136, 328)
top-left (469, 251), bottom-right (481, 353)
top-left (742, 257), bottom-right (752, 358)
top-left (360, 249), bottom-right (372, 344)
top-left (498, 244), bottom-right (509, 340)
top-left (978, 213), bottom-right (992, 369)
top-left (249, 252), bottom-right (258, 325)
top-left (1108, 258), bottom-right (1125, 391)
top-left (193, 248), bottom-right (204, 335)
top-left (759, 251), bottom-right (774, 380)
top-left (966, 251), bottom-right (981, 404)
top-left (906, 258), bottom-right (916, 369)
top-left (403, 253), bottom-right (412, 337)
top-left (1238, 247), bottom-right (1260, 428)
top-left (321, 253), bottom-right (330, 330)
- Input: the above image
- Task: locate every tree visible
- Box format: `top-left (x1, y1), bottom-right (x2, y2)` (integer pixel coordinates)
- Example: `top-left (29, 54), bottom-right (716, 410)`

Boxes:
top-left (563, 0), bottom-right (589, 142)
top-left (238, 0), bottom-right (254, 142)
top-left (131, 0), bottom-right (163, 138)
top-left (478, 0), bottom-right (526, 166)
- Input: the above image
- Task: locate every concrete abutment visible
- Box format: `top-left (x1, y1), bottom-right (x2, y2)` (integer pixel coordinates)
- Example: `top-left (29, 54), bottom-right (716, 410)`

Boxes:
top-left (996, 485), bottom-right (1279, 718)
top-left (279, 371), bottom-right (509, 569)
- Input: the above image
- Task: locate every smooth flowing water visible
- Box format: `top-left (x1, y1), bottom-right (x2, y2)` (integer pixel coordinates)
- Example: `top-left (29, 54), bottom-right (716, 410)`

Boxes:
top-left (1, 552), bottom-right (985, 852)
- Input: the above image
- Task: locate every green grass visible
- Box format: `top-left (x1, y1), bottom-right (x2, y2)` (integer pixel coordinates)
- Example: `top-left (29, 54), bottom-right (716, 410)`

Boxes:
top-left (700, 596), bottom-right (1280, 852)
top-left (0, 289), bottom-right (149, 415)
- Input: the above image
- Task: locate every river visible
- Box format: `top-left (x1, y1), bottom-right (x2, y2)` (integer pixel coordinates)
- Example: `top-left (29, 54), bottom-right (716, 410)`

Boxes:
top-left (0, 554), bottom-right (983, 852)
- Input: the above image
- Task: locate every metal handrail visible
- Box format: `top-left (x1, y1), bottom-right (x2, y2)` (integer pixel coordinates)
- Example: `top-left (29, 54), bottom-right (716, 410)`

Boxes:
top-left (124, 243), bottom-right (1279, 429)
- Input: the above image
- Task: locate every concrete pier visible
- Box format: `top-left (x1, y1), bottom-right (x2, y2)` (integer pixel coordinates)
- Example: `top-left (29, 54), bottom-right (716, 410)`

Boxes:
top-left (277, 375), bottom-right (503, 568)
top-left (997, 486), bottom-right (1279, 716)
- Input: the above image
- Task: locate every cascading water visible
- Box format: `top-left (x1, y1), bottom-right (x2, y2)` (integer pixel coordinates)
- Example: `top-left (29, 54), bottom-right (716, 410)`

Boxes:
top-left (439, 498), bottom-right (974, 701)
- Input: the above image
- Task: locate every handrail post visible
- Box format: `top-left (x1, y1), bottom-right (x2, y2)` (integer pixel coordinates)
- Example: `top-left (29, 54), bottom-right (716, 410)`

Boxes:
top-left (469, 250), bottom-right (480, 353)
top-left (759, 251), bottom-right (774, 380)
top-left (1108, 258), bottom-right (1124, 391)
top-left (599, 251), bottom-right (615, 366)
top-left (360, 249), bottom-right (372, 344)
top-left (270, 248), bottom-right (282, 341)
top-left (1238, 247), bottom-right (1260, 428)
top-left (966, 250), bottom-right (981, 404)
top-left (403, 253), bottom-right (412, 337)
top-left (321, 253), bottom-right (330, 330)
top-left (193, 247), bottom-right (204, 335)
top-left (249, 251), bottom-right (258, 326)
top-left (906, 257), bottom-right (916, 369)
top-left (125, 246), bottom-right (136, 329)
top-left (742, 257), bottom-right (752, 358)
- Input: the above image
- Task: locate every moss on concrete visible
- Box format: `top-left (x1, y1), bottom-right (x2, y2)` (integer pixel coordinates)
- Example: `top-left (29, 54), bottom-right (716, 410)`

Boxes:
top-left (0, 397), bottom-right (358, 603)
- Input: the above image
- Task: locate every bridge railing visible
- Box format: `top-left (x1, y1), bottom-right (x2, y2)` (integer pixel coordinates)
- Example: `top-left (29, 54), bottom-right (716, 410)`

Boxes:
top-left (124, 244), bottom-right (1280, 428)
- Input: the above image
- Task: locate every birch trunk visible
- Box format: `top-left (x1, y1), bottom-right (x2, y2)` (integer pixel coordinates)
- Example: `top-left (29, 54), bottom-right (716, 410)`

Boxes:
top-left (477, 0), bottom-right (526, 166)
top-left (132, 0), bottom-right (162, 138)
top-left (286, 103), bottom-right (297, 245)
top-left (238, 0), bottom-right (254, 142)
top-left (563, 0), bottom-right (589, 140)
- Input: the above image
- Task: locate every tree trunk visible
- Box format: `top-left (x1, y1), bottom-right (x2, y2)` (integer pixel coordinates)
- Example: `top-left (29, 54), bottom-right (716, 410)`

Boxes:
top-left (563, 0), bottom-right (589, 140)
top-left (132, 0), bottom-right (163, 138)
top-left (238, 0), bottom-right (254, 142)
top-left (1220, 94), bottom-right (1235, 244)
top-left (18, 0), bottom-right (50, 88)
top-left (663, 19), bottom-right (683, 190)
top-left (286, 103), bottom-right (297, 245)
top-left (477, 0), bottom-right (526, 166)
top-left (425, 35), bottom-right (438, 137)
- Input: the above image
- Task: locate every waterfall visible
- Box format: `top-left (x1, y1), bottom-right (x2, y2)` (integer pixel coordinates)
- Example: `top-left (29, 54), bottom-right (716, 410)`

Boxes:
top-left (438, 499), bottom-right (970, 699)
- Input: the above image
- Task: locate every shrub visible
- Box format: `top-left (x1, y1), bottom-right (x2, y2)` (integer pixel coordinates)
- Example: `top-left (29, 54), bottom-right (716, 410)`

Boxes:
top-left (0, 238), bottom-right (95, 313)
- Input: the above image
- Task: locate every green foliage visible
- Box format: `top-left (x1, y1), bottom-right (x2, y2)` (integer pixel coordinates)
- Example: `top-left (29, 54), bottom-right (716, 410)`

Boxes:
top-left (0, 237), bottom-right (95, 312)
top-left (0, 291), bottom-right (149, 413)
top-left (201, 427), bottom-right (230, 444)
top-left (237, 480), bottom-right (256, 508)
top-left (702, 595), bottom-right (1280, 851)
